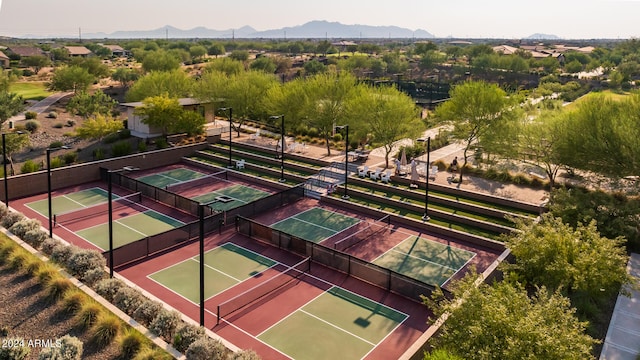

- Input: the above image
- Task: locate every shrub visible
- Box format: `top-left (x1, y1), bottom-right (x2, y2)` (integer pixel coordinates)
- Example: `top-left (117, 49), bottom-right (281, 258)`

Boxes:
top-left (20, 160), bottom-right (40, 173)
top-left (49, 140), bottom-right (64, 148)
top-left (113, 287), bottom-right (144, 315)
top-left (0, 241), bottom-right (14, 261)
top-left (149, 309), bottom-right (181, 342)
top-left (24, 120), bottom-right (40, 133)
top-left (332, 133), bottom-right (342, 142)
top-left (155, 138), bottom-right (169, 149)
top-left (102, 132), bottom-right (120, 144)
top-left (137, 141), bottom-right (147, 152)
top-left (53, 122), bottom-right (64, 128)
top-left (111, 141), bottom-right (132, 157)
top-left (118, 328), bottom-right (147, 359)
top-left (8, 218), bottom-right (41, 238)
top-left (38, 335), bottom-right (83, 360)
top-left (66, 249), bottom-right (105, 280)
top-left (0, 202), bottom-right (8, 218)
top-left (63, 152), bottom-right (78, 164)
top-left (1, 212), bottom-right (25, 228)
top-left (46, 277), bottom-right (73, 302)
top-left (25, 111), bottom-right (38, 120)
top-left (90, 313), bottom-right (121, 347)
top-left (173, 323), bottom-right (205, 353)
top-left (36, 262), bottom-right (61, 284)
top-left (49, 156), bottom-right (65, 169)
top-left (83, 268), bottom-right (106, 287)
top-left (92, 148), bottom-right (105, 160)
top-left (40, 238), bottom-right (60, 256)
top-left (7, 248), bottom-right (29, 271)
top-left (132, 299), bottom-right (163, 327)
top-left (133, 347), bottom-right (173, 360)
top-left (23, 257), bottom-right (42, 276)
top-left (74, 301), bottom-right (103, 330)
top-left (23, 229), bottom-right (48, 249)
top-left (185, 337), bottom-right (227, 360)
top-left (61, 288), bottom-right (88, 314)
top-left (47, 111), bottom-right (58, 119)
top-left (119, 128), bottom-right (131, 139)
top-left (94, 278), bottom-right (125, 303)
top-left (67, 119), bottom-right (76, 127)
top-left (50, 243), bottom-right (75, 265)
top-left (0, 337), bottom-right (31, 360)
top-left (229, 350), bottom-right (262, 360)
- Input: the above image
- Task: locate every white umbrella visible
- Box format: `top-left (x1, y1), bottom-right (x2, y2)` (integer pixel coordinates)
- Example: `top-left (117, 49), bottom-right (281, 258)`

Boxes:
top-left (400, 148), bottom-right (407, 167)
top-left (411, 160), bottom-right (419, 183)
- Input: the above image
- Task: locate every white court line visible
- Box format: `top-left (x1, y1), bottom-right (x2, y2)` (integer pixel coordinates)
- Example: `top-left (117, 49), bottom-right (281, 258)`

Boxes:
top-left (389, 249), bottom-right (458, 272)
top-left (298, 309), bottom-right (376, 346)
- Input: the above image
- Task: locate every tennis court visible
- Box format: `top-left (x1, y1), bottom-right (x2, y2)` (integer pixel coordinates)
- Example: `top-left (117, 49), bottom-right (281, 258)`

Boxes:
top-left (257, 286), bottom-right (408, 360)
top-left (270, 207), bottom-right (361, 243)
top-left (373, 235), bottom-right (476, 286)
top-left (148, 242), bottom-right (277, 303)
top-left (193, 185), bottom-right (270, 211)
top-left (25, 187), bottom-right (110, 216)
top-left (137, 167), bottom-right (207, 188)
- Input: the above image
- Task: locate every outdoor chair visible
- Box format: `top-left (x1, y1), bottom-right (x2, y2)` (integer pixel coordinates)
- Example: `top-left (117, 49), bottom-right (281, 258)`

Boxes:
top-left (235, 159), bottom-right (245, 170)
top-left (429, 166), bottom-right (438, 180)
top-left (249, 129), bottom-right (261, 140)
top-left (370, 168), bottom-right (381, 180)
top-left (380, 170), bottom-right (391, 183)
top-left (358, 166), bottom-right (369, 178)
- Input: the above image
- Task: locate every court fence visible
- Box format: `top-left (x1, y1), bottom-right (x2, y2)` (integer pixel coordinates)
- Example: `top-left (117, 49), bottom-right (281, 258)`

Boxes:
top-left (235, 215), bottom-right (450, 302)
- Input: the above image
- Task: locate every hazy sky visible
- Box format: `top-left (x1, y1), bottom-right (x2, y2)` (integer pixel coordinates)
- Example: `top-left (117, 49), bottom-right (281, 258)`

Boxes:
top-left (1, 0), bottom-right (639, 39)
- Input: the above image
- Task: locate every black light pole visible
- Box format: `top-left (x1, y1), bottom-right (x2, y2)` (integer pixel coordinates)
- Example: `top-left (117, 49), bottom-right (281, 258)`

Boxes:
top-left (270, 115), bottom-right (286, 183)
top-left (107, 166), bottom-right (138, 278)
top-left (422, 137), bottom-right (431, 221)
top-left (1, 131), bottom-right (22, 208)
top-left (219, 107), bottom-right (233, 168)
top-left (47, 146), bottom-right (70, 238)
top-left (198, 203), bottom-right (205, 326)
top-left (335, 125), bottom-right (349, 199)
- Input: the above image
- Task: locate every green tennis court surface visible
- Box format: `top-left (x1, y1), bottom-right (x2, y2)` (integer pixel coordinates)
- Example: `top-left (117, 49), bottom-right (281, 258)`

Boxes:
top-left (25, 187), bottom-right (110, 216)
top-left (148, 243), bottom-right (277, 303)
top-left (258, 286), bottom-right (407, 360)
top-left (270, 207), bottom-right (360, 243)
top-left (373, 236), bottom-right (476, 286)
top-left (137, 168), bottom-right (206, 188)
top-left (193, 185), bottom-right (270, 211)
top-left (75, 210), bottom-right (184, 250)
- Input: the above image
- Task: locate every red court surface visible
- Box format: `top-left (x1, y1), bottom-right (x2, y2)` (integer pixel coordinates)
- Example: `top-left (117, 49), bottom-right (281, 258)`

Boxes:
top-left (118, 227), bottom-right (431, 360)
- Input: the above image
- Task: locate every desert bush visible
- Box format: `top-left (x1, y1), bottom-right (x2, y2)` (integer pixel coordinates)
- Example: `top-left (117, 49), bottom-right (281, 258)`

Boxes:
top-left (46, 277), bottom-right (73, 302)
top-left (25, 111), bottom-right (37, 120)
top-left (92, 147), bottom-right (105, 160)
top-left (23, 229), bottom-right (48, 249)
top-left (50, 243), bottom-right (75, 265)
top-left (35, 262), bottom-right (61, 284)
top-left (102, 132), bottom-right (120, 144)
top-left (94, 278), bottom-right (125, 303)
top-left (1, 212), bottom-right (25, 228)
top-left (0, 337), bottom-right (31, 360)
top-left (133, 347), bottom-right (173, 360)
top-left (7, 248), bottom-right (29, 271)
top-left (229, 350), bottom-right (262, 360)
top-left (154, 138), bottom-right (168, 149)
top-left (118, 327), bottom-right (147, 359)
top-left (111, 141), bottom-right (132, 157)
top-left (90, 313), bottom-right (121, 347)
top-left (113, 286), bottom-right (144, 315)
top-left (61, 288), bottom-right (88, 314)
top-left (23, 257), bottom-right (42, 276)
top-left (137, 141), bottom-right (147, 152)
top-left (74, 301), bottom-right (103, 330)
top-left (185, 337), bottom-right (227, 360)
top-left (25, 120), bottom-right (40, 133)
top-left (63, 152), bottom-right (78, 164)
top-left (173, 323), bottom-right (205, 353)
top-left (0, 241), bottom-right (14, 261)
top-left (66, 249), bottom-right (105, 280)
top-left (67, 120), bottom-right (76, 127)
top-left (119, 128), bottom-right (131, 139)
top-left (149, 309), bottom-right (181, 342)
top-left (49, 156), bottom-right (65, 169)
top-left (47, 111), bottom-right (58, 119)
top-left (20, 160), bottom-right (40, 173)
top-left (307, 127), bottom-right (320, 138)
top-left (40, 238), bottom-right (60, 256)
top-left (49, 140), bottom-right (64, 148)
top-left (0, 202), bottom-right (8, 218)
top-left (53, 122), bottom-right (64, 128)
top-left (38, 335), bottom-right (83, 360)
top-left (132, 299), bottom-right (162, 327)
top-left (83, 268), bottom-right (105, 287)
top-left (8, 218), bottom-right (41, 238)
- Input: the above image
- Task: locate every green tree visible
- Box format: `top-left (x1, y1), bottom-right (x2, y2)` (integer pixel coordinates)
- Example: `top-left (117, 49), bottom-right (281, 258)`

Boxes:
top-left (111, 67), bottom-right (139, 88)
top-left (250, 57), bottom-right (277, 73)
top-left (303, 60), bottom-right (326, 75)
top-left (74, 114), bottom-right (124, 140)
top-left (0, 92), bottom-right (25, 126)
top-left (189, 45), bottom-right (207, 61)
top-left (207, 43), bottom-right (225, 58)
top-left (224, 71), bottom-right (278, 135)
top-left (424, 275), bottom-right (597, 360)
top-left (174, 110), bottom-right (205, 136)
top-left (435, 81), bottom-right (516, 183)
top-left (133, 94), bottom-right (183, 136)
top-left (141, 50), bottom-right (181, 73)
top-left (346, 85), bottom-right (422, 167)
top-left (124, 69), bottom-right (194, 102)
top-left (66, 90), bottom-right (117, 119)
top-left (21, 55), bottom-right (51, 74)
top-left (70, 57), bottom-right (110, 78)
top-left (262, 77), bottom-right (309, 134)
top-left (565, 59), bottom-right (584, 73)
top-left (229, 50), bottom-right (249, 62)
top-left (203, 58), bottom-right (244, 76)
top-left (49, 65), bottom-right (95, 93)
top-left (0, 132), bottom-right (29, 175)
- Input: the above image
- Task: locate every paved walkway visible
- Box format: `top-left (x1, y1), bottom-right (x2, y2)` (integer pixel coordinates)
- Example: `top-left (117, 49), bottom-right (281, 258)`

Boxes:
top-left (7, 91), bottom-right (73, 125)
top-left (600, 253), bottom-right (640, 360)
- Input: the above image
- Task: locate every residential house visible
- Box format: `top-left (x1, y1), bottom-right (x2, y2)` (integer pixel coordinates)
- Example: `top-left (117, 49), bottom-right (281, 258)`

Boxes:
top-left (103, 45), bottom-right (129, 57)
top-left (120, 98), bottom-right (214, 139)
top-left (6, 46), bottom-right (45, 58)
top-left (0, 51), bottom-right (9, 68)
top-left (64, 46), bottom-right (93, 57)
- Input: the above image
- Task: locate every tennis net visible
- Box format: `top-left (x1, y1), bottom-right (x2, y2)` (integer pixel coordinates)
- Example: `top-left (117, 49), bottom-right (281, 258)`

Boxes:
top-left (165, 170), bottom-right (230, 193)
top-left (216, 257), bottom-right (311, 324)
top-left (333, 215), bottom-right (391, 251)
top-left (54, 192), bottom-right (143, 226)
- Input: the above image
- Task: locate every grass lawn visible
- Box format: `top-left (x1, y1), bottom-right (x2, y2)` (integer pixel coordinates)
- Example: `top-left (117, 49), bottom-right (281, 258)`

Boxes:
top-left (9, 82), bottom-right (52, 101)
top-left (564, 89), bottom-right (629, 110)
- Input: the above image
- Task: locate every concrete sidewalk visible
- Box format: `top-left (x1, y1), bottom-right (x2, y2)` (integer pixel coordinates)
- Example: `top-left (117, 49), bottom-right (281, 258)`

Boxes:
top-left (600, 253), bottom-right (640, 360)
top-left (7, 91), bottom-right (73, 125)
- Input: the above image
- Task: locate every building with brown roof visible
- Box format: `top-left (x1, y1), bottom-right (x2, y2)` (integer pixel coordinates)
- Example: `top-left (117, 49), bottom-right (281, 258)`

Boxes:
top-left (7, 46), bottom-right (45, 58)
top-left (0, 51), bottom-right (9, 68)
top-left (64, 46), bottom-right (93, 57)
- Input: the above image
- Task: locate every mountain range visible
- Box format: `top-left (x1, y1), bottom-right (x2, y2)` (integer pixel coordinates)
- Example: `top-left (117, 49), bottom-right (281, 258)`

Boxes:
top-left (82, 20), bottom-right (435, 39)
